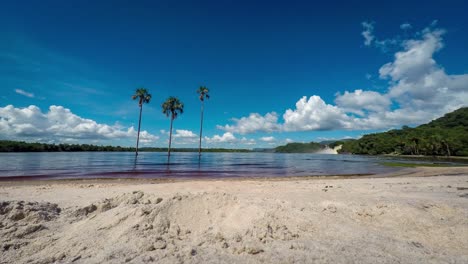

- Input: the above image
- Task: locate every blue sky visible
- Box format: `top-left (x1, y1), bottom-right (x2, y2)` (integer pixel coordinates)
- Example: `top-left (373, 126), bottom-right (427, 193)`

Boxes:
top-left (1, 0), bottom-right (468, 148)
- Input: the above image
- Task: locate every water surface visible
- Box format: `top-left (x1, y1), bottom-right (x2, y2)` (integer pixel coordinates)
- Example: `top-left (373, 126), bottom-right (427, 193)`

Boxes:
top-left (0, 152), bottom-right (457, 180)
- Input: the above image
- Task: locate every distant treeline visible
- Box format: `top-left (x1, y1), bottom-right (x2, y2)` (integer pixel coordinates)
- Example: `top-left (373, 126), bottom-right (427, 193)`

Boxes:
top-left (339, 107), bottom-right (468, 156)
top-left (271, 107), bottom-right (468, 156)
top-left (0, 140), bottom-right (251, 153)
top-left (274, 142), bottom-right (324, 153)
top-left (139, 147), bottom-right (251, 153)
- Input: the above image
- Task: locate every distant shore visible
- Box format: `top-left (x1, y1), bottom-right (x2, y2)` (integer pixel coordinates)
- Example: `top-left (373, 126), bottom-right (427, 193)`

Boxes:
top-left (382, 153), bottom-right (468, 161)
top-left (1, 167), bottom-right (468, 263)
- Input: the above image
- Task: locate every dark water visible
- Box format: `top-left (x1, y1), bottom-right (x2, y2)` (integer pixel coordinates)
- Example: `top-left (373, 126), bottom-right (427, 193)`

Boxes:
top-left (0, 152), bottom-right (459, 180)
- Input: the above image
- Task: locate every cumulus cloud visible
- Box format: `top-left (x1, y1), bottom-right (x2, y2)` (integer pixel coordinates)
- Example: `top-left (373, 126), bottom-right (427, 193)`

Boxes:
top-left (204, 132), bottom-right (237, 143)
top-left (0, 105), bottom-right (158, 143)
top-left (379, 29), bottom-right (444, 83)
top-left (138, 130), bottom-right (158, 143)
top-left (217, 112), bottom-right (280, 134)
top-left (283, 96), bottom-right (352, 131)
top-left (335, 89), bottom-right (391, 116)
top-left (168, 129), bottom-right (199, 145)
top-left (240, 137), bottom-right (256, 145)
top-left (260, 136), bottom-right (275, 142)
top-left (204, 133), bottom-right (257, 147)
top-left (173, 129), bottom-right (197, 138)
top-left (218, 24), bottom-right (468, 133)
top-left (380, 28), bottom-right (468, 114)
top-left (15, 89), bottom-right (34, 98)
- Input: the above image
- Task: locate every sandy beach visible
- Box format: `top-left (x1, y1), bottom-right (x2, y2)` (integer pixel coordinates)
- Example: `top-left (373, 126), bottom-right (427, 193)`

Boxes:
top-left (1, 167), bottom-right (468, 264)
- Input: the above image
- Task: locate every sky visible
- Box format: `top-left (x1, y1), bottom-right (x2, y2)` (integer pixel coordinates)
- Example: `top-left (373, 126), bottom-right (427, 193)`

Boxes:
top-left (1, 0), bottom-right (468, 148)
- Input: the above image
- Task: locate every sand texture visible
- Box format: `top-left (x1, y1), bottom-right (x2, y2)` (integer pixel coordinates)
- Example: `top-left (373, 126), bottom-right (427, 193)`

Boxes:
top-left (1, 167), bottom-right (468, 263)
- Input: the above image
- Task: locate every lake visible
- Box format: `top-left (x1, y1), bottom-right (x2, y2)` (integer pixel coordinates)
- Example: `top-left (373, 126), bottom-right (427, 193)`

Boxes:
top-left (0, 152), bottom-right (459, 180)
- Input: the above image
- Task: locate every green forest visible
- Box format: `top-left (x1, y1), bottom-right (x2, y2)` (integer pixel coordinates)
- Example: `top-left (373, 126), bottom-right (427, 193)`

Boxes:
top-left (274, 142), bottom-right (324, 153)
top-left (0, 140), bottom-right (251, 153)
top-left (339, 107), bottom-right (468, 156)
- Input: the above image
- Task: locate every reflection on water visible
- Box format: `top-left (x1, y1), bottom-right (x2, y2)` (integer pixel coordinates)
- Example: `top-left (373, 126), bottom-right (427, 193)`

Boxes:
top-left (0, 152), bottom-right (455, 180)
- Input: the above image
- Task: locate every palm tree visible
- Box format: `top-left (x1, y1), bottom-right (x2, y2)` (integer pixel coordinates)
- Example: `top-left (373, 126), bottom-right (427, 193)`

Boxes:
top-left (162, 96), bottom-right (184, 159)
top-left (132, 88), bottom-right (152, 156)
top-left (410, 137), bottom-right (420, 155)
top-left (197, 86), bottom-right (210, 157)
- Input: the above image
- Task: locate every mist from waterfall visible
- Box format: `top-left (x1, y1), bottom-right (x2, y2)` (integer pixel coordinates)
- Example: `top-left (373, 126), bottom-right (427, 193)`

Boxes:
top-left (315, 145), bottom-right (342, 155)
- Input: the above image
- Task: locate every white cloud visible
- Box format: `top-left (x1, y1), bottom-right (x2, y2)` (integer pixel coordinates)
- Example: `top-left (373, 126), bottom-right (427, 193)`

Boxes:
top-left (0, 105), bottom-right (159, 143)
top-left (285, 138), bottom-right (294, 143)
top-left (173, 129), bottom-right (197, 138)
top-left (203, 133), bottom-right (257, 147)
top-left (205, 132), bottom-right (237, 143)
top-left (380, 28), bottom-right (468, 115)
top-left (361, 21), bottom-right (400, 52)
top-left (217, 112), bottom-right (280, 134)
top-left (283, 96), bottom-right (352, 131)
top-left (400, 23), bottom-right (412, 30)
top-left (348, 26), bottom-right (467, 128)
top-left (241, 137), bottom-right (256, 145)
top-left (352, 108), bottom-right (436, 130)
top-left (218, 96), bottom-right (351, 134)
top-left (138, 130), bottom-right (158, 143)
top-left (15, 89), bottom-right (34, 98)
top-left (218, 24), bottom-right (468, 133)
top-left (335, 89), bottom-right (391, 116)
top-left (361, 21), bottom-right (375, 46)
top-left (169, 129), bottom-right (198, 145)
top-left (260, 136), bottom-right (275, 142)
top-left (379, 29), bottom-right (444, 83)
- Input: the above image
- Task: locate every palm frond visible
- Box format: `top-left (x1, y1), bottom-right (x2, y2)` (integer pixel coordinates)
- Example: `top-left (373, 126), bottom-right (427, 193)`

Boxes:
top-left (197, 86), bottom-right (210, 101)
top-left (132, 87), bottom-right (152, 105)
top-left (162, 96), bottom-right (184, 119)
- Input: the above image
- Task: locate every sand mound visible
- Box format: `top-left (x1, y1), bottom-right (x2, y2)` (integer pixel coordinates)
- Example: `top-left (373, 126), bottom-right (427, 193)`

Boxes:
top-left (0, 192), bottom-right (308, 263)
top-left (0, 201), bottom-right (61, 255)
top-left (2, 182), bottom-right (467, 263)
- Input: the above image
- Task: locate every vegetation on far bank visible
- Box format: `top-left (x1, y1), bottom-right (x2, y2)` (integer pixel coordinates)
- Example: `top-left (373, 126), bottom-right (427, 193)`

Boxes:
top-left (274, 142), bottom-right (324, 153)
top-left (379, 162), bottom-right (463, 168)
top-left (273, 139), bottom-right (352, 153)
top-left (0, 140), bottom-right (251, 153)
top-left (339, 107), bottom-right (468, 156)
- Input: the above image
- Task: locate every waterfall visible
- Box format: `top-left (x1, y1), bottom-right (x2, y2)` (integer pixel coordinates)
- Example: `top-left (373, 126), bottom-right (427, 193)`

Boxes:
top-left (315, 145), bottom-right (342, 154)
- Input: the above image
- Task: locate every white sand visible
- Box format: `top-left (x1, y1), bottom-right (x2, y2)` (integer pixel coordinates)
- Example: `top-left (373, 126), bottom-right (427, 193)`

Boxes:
top-left (1, 167), bottom-right (468, 263)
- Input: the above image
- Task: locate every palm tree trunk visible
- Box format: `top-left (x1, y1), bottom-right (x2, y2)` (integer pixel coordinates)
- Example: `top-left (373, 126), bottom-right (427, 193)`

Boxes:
top-left (198, 101), bottom-right (204, 157)
top-left (168, 116), bottom-right (174, 160)
top-left (135, 105), bottom-right (143, 156)
top-left (444, 142), bottom-right (451, 157)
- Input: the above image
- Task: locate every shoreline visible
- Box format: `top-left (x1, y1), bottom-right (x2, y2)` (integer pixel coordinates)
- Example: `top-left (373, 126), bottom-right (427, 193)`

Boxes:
top-left (1, 167), bottom-right (468, 263)
top-left (381, 154), bottom-right (468, 162)
top-left (1, 166), bottom-right (467, 186)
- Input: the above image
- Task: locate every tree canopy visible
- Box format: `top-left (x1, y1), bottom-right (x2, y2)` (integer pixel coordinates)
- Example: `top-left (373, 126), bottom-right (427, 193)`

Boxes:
top-left (0, 140), bottom-right (251, 153)
top-left (339, 107), bottom-right (468, 156)
top-left (132, 88), bottom-right (152, 106)
top-left (162, 96), bottom-right (184, 119)
top-left (274, 142), bottom-right (323, 153)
